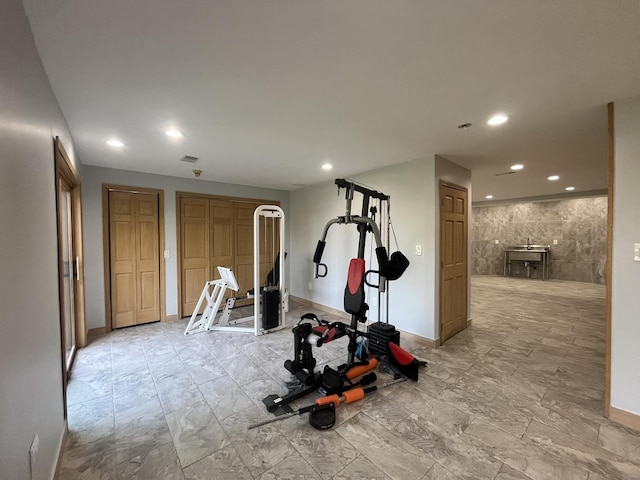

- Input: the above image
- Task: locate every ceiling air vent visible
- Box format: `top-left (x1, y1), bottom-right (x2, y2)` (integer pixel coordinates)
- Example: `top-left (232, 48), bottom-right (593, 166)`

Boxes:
top-left (494, 171), bottom-right (517, 177)
top-left (180, 155), bottom-right (199, 163)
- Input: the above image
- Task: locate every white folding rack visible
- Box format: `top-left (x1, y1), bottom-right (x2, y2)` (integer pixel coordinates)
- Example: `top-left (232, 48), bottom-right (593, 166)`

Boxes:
top-left (184, 266), bottom-right (243, 335)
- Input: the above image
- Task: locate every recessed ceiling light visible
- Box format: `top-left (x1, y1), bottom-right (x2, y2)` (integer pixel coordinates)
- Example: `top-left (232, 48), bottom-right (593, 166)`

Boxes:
top-left (321, 163), bottom-right (333, 171)
top-left (548, 175), bottom-right (560, 181)
top-left (565, 186), bottom-right (575, 191)
top-left (485, 195), bottom-right (493, 199)
top-left (487, 114), bottom-right (509, 126)
top-left (510, 164), bottom-right (524, 171)
top-left (106, 139), bottom-right (125, 147)
top-left (165, 129), bottom-right (184, 138)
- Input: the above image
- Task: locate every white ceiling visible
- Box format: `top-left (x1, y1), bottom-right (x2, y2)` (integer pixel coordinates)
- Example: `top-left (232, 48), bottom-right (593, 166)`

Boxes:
top-left (22, 0), bottom-right (640, 201)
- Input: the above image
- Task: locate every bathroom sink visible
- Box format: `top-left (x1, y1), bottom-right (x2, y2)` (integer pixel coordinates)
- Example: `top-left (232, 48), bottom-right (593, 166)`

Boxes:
top-left (505, 245), bottom-right (549, 262)
top-left (504, 245), bottom-right (551, 278)
top-left (507, 250), bottom-right (545, 261)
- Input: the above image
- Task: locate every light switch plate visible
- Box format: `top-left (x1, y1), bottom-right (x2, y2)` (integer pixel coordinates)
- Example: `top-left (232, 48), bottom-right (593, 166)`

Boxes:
top-left (164, 250), bottom-right (170, 259)
top-left (415, 244), bottom-right (422, 256)
top-left (635, 243), bottom-right (640, 262)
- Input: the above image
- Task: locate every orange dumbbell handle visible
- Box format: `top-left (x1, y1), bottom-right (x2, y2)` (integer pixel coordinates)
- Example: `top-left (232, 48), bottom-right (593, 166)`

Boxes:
top-left (315, 387), bottom-right (366, 407)
top-left (249, 377), bottom-right (407, 430)
top-left (345, 358), bottom-right (379, 380)
top-left (316, 394), bottom-right (340, 407)
top-left (342, 387), bottom-right (365, 403)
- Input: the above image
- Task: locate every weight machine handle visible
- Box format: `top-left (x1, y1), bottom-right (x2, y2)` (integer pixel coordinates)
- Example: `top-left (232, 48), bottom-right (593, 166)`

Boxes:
top-left (315, 263), bottom-right (328, 278)
top-left (364, 270), bottom-right (380, 288)
top-left (313, 240), bottom-right (328, 277)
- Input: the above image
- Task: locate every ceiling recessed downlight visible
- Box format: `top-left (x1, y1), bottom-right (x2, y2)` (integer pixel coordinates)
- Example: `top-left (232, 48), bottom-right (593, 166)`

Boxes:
top-left (510, 164), bottom-right (524, 171)
top-left (321, 163), bottom-right (333, 171)
top-left (548, 175), bottom-right (560, 181)
top-left (106, 139), bottom-right (125, 147)
top-left (565, 186), bottom-right (575, 191)
top-left (487, 114), bottom-right (508, 126)
top-left (165, 129), bottom-right (184, 138)
top-left (485, 195), bottom-right (493, 199)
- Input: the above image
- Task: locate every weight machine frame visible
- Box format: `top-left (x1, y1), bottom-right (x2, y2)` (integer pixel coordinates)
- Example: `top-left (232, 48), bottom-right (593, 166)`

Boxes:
top-left (184, 204), bottom-right (287, 336)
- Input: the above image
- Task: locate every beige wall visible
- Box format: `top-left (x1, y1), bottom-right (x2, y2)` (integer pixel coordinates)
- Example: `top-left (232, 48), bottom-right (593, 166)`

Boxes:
top-left (81, 165), bottom-right (290, 330)
top-left (290, 157), bottom-right (441, 340)
top-left (611, 96), bottom-right (640, 416)
top-left (0, 1), bottom-right (77, 478)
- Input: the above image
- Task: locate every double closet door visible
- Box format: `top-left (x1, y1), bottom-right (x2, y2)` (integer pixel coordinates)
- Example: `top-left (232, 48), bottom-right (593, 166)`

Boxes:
top-left (178, 194), bottom-right (279, 317)
top-left (108, 189), bottom-right (162, 329)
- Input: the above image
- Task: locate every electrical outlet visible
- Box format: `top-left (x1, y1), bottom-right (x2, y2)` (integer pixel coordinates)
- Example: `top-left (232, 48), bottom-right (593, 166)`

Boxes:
top-left (308, 282), bottom-right (312, 290)
top-left (494, 239), bottom-right (499, 244)
top-left (415, 244), bottom-right (422, 256)
top-left (553, 239), bottom-right (558, 245)
top-left (163, 250), bottom-right (170, 259)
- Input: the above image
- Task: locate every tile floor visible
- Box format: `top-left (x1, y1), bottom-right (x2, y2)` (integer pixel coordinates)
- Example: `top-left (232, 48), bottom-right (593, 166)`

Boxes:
top-left (58, 276), bottom-right (640, 479)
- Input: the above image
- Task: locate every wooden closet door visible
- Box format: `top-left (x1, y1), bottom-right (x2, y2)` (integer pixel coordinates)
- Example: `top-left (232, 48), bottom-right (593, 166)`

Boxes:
top-left (180, 197), bottom-right (210, 315)
top-left (109, 192), bottom-right (136, 328)
top-left (135, 194), bottom-right (160, 324)
top-left (210, 199), bottom-right (234, 289)
top-left (261, 215), bottom-right (280, 286)
top-left (109, 191), bottom-right (160, 328)
top-left (233, 202), bottom-right (259, 306)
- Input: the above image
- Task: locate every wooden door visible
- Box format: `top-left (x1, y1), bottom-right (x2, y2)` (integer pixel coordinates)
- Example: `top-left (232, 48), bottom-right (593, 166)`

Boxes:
top-left (109, 191), bottom-right (160, 328)
top-left (211, 200), bottom-right (234, 301)
top-left (135, 194), bottom-right (161, 323)
top-left (110, 192), bottom-right (136, 328)
top-left (177, 194), bottom-right (281, 317)
top-left (180, 197), bottom-right (210, 315)
top-left (234, 202), bottom-right (260, 306)
top-left (439, 182), bottom-right (468, 343)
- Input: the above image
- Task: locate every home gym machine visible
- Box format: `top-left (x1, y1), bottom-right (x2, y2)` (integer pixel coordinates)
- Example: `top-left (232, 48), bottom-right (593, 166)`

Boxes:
top-left (184, 205), bottom-right (287, 336)
top-left (263, 179), bottom-right (410, 414)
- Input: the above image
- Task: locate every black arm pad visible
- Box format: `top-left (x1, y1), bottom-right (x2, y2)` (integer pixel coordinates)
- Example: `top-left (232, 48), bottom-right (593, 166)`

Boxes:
top-left (313, 240), bottom-right (326, 264)
top-left (375, 246), bottom-right (390, 275)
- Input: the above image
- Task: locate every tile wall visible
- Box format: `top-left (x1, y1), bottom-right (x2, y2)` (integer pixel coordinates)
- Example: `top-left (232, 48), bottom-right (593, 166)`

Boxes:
top-left (472, 196), bottom-right (607, 284)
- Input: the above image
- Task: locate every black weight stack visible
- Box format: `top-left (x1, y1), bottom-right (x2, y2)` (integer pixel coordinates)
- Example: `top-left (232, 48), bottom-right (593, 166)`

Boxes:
top-left (367, 322), bottom-right (400, 356)
top-left (261, 286), bottom-right (280, 330)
